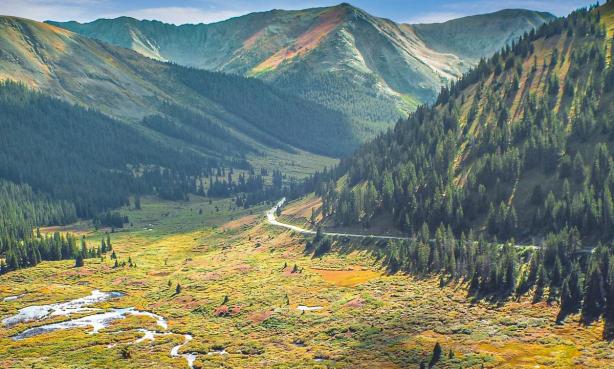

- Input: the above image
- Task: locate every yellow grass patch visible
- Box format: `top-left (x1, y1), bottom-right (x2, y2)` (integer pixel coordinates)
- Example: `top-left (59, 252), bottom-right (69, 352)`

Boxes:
top-left (477, 341), bottom-right (580, 368)
top-left (311, 266), bottom-right (380, 287)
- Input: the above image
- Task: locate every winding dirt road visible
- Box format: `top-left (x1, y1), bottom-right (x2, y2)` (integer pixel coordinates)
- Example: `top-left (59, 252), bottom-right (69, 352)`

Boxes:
top-left (266, 198), bottom-right (595, 254)
top-left (266, 198), bottom-right (410, 241)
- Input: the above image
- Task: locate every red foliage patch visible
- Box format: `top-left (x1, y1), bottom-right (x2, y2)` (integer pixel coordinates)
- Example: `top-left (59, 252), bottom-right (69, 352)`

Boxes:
top-left (214, 305), bottom-right (241, 317)
top-left (214, 305), bottom-right (229, 316)
top-left (345, 297), bottom-right (365, 308)
top-left (248, 310), bottom-right (273, 324)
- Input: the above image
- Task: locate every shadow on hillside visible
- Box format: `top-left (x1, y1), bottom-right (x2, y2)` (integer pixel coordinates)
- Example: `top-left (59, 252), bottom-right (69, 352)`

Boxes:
top-left (298, 234), bottom-right (492, 367)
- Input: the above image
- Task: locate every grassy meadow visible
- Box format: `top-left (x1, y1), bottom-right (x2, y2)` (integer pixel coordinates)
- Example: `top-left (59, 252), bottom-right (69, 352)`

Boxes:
top-left (0, 196), bottom-right (613, 368)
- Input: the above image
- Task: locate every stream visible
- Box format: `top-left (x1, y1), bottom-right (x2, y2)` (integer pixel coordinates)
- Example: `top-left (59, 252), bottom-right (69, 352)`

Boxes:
top-left (2, 289), bottom-right (122, 327)
top-left (2, 290), bottom-right (198, 368)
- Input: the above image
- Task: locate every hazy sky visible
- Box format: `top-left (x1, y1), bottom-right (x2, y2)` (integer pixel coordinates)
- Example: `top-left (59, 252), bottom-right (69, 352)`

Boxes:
top-left (0, 0), bottom-right (595, 25)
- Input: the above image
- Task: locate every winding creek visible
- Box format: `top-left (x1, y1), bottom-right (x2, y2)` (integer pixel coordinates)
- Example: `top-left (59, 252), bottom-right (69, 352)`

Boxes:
top-left (2, 289), bottom-right (122, 327)
top-left (2, 290), bottom-right (197, 368)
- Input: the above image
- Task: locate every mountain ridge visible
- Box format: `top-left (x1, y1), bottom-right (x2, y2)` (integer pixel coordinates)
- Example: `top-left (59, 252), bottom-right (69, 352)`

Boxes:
top-left (48, 4), bottom-right (555, 133)
top-left (0, 15), bottom-right (357, 159)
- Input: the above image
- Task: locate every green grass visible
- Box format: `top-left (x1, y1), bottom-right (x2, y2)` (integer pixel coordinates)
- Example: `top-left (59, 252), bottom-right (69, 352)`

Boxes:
top-left (1, 196), bottom-right (612, 368)
top-left (247, 148), bottom-right (338, 180)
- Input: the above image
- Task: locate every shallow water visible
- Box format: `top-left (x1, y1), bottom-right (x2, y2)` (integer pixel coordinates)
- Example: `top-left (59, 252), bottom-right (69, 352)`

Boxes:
top-left (134, 328), bottom-right (173, 343)
top-left (207, 349), bottom-right (227, 355)
top-left (3, 293), bottom-right (26, 302)
top-left (171, 334), bottom-right (196, 369)
top-left (12, 307), bottom-right (167, 341)
top-left (7, 290), bottom-right (196, 368)
top-left (297, 305), bottom-right (323, 311)
top-left (2, 289), bottom-right (122, 327)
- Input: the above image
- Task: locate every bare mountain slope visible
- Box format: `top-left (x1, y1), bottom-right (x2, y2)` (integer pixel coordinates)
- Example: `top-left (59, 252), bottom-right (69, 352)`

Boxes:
top-left (49, 3), bottom-right (555, 134)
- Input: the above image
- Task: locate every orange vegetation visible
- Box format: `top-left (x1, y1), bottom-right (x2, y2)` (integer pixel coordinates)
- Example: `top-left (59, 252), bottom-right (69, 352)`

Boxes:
top-left (248, 310), bottom-right (273, 324)
top-left (243, 29), bottom-right (265, 49)
top-left (220, 214), bottom-right (259, 231)
top-left (251, 7), bottom-right (344, 74)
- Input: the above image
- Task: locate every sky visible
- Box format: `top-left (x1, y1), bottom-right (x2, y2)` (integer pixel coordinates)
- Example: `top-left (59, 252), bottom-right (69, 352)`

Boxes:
top-left (0, 0), bottom-right (596, 25)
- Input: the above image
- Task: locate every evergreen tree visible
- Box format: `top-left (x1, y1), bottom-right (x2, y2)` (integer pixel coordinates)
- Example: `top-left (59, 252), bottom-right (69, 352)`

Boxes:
top-left (429, 342), bottom-right (442, 368)
top-left (604, 256), bottom-right (614, 340)
top-left (75, 254), bottom-right (84, 268)
top-left (582, 260), bottom-right (605, 324)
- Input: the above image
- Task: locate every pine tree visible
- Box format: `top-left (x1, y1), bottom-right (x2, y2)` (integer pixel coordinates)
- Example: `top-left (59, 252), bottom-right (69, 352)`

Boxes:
top-left (534, 264), bottom-right (547, 301)
top-left (559, 262), bottom-right (583, 321)
top-left (582, 260), bottom-right (605, 324)
top-left (75, 254), bottom-right (84, 267)
top-left (504, 256), bottom-right (516, 292)
top-left (81, 237), bottom-right (87, 259)
top-left (604, 256), bottom-right (614, 340)
top-left (603, 188), bottom-right (614, 237)
top-left (429, 342), bottom-right (442, 368)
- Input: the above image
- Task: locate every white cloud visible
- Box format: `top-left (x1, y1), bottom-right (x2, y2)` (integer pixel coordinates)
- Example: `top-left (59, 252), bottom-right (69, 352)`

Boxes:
top-left (0, 0), bottom-right (247, 25)
top-left (403, 0), bottom-right (591, 25)
top-left (104, 7), bottom-right (245, 25)
top-left (0, 0), bottom-right (98, 22)
top-left (404, 11), bottom-right (468, 24)
top-left (441, 0), bottom-right (589, 17)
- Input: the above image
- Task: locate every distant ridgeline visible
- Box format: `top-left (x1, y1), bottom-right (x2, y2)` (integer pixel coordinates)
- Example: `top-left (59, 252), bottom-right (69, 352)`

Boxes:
top-left (312, 3), bottom-right (614, 339)
top-left (0, 81), bottom-right (311, 274)
top-left (49, 5), bottom-right (555, 134)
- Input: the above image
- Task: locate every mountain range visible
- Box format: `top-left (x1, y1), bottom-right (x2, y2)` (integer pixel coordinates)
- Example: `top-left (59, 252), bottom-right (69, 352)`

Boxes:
top-left (48, 4), bottom-right (555, 134)
top-left (0, 15), bottom-right (356, 159)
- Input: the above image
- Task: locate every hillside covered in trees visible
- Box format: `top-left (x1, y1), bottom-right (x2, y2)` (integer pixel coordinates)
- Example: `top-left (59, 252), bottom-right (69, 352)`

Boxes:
top-left (313, 2), bottom-right (614, 339)
top-left (0, 79), bottom-right (321, 274)
top-left (0, 15), bottom-right (359, 275)
top-left (0, 16), bottom-right (356, 157)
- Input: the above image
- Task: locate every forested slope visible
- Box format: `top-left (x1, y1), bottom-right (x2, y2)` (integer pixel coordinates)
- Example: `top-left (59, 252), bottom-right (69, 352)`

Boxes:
top-left (0, 16), bottom-right (356, 157)
top-left (313, 2), bottom-right (614, 339)
top-left (0, 81), bottom-right (208, 217)
top-left (322, 3), bottom-right (614, 242)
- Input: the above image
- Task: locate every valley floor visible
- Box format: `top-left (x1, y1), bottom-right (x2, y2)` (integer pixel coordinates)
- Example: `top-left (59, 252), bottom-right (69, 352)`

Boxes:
top-left (0, 196), bottom-right (612, 368)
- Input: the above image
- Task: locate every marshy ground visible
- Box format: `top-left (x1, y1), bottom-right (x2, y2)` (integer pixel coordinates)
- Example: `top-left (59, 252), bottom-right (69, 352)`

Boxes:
top-left (0, 195), bottom-right (612, 368)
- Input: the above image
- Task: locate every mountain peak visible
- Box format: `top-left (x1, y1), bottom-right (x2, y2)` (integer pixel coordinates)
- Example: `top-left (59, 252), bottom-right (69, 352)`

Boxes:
top-left (46, 5), bottom-right (554, 129)
top-left (333, 2), bottom-right (358, 11)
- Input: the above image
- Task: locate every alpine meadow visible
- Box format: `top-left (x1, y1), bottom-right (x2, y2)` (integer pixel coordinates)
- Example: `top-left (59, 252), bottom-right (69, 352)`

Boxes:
top-left (0, 1), bottom-right (613, 369)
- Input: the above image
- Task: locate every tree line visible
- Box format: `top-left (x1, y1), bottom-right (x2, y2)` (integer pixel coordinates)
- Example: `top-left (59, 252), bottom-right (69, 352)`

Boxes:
top-left (308, 4), bottom-right (614, 339)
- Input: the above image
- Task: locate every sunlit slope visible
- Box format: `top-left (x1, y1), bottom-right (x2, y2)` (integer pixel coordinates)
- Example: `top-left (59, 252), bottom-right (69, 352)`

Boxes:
top-left (321, 4), bottom-right (614, 239)
top-left (50, 4), bottom-right (554, 133)
top-left (0, 16), bottom-right (356, 157)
